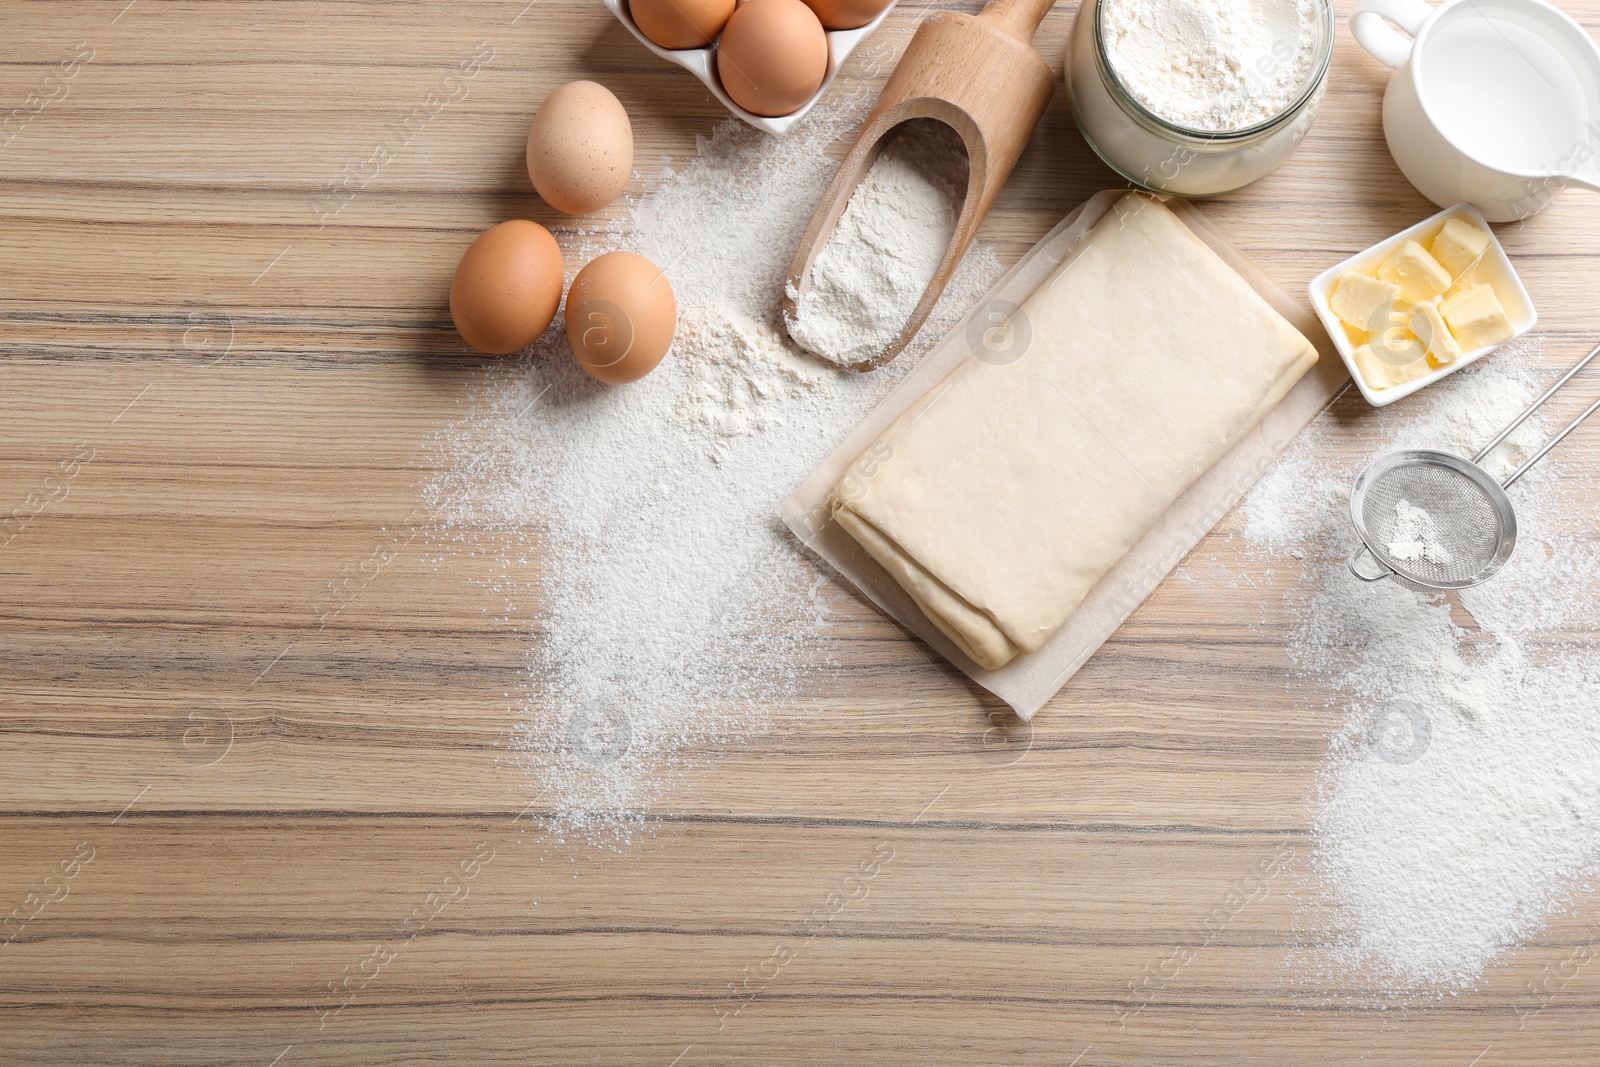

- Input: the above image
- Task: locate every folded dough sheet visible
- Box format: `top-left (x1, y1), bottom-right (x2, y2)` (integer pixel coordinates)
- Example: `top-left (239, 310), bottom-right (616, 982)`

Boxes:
top-left (829, 193), bottom-right (1319, 669)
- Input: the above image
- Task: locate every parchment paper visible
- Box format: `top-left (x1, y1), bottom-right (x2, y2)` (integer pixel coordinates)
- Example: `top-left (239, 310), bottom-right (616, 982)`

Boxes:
top-left (779, 190), bottom-right (1350, 720)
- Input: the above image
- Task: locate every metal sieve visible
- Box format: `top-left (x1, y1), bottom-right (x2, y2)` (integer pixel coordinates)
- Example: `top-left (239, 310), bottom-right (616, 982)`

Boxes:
top-left (1350, 342), bottom-right (1600, 590)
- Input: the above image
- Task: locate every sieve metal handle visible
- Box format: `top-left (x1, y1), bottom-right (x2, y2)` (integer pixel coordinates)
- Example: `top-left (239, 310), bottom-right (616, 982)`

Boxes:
top-left (1349, 544), bottom-right (1393, 583)
top-left (1502, 392), bottom-right (1600, 488)
top-left (1474, 341), bottom-right (1600, 479)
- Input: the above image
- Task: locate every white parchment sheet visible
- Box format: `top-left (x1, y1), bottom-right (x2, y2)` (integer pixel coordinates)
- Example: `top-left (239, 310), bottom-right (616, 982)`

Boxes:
top-left (781, 190), bottom-right (1350, 720)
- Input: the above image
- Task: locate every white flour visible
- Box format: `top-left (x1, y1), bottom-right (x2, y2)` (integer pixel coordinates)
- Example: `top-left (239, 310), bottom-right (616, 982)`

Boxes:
top-left (1102, 0), bottom-right (1321, 131)
top-left (672, 303), bottom-right (827, 456)
top-left (1387, 499), bottom-right (1453, 564)
top-left (424, 101), bottom-right (1002, 840)
top-left (1241, 342), bottom-right (1600, 990)
top-left (786, 120), bottom-right (969, 366)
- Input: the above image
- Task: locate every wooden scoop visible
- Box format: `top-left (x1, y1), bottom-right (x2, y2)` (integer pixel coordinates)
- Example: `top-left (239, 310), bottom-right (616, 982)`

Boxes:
top-left (783, 0), bottom-right (1058, 370)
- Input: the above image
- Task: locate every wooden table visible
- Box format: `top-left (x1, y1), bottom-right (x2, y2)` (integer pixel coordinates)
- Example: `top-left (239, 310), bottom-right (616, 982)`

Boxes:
top-left (4, 1), bottom-right (1599, 1063)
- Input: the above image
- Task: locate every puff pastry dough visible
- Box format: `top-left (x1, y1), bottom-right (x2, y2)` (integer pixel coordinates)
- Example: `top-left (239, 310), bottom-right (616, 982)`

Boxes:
top-left (830, 194), bottom-right (1318, 669)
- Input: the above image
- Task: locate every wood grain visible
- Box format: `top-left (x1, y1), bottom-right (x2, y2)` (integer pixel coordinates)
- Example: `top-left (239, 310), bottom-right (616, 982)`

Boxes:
top-left (4, 0), bottom-right (1600, 1063)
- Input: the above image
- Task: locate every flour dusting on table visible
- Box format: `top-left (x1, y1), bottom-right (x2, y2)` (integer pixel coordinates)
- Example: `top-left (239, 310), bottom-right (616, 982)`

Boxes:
top-left (423, 100), bottom-right (1002, 840)
top-left (1242, 342), bottom-right (1600, 991)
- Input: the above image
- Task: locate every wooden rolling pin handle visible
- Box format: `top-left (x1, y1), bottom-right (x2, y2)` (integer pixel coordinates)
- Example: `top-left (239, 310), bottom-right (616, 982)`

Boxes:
top-left (977, 0), bottom-right (1058, 40)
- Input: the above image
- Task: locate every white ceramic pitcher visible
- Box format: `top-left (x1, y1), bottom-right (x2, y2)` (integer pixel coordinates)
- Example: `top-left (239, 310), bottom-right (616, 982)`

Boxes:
top-left (1351, 0), bottom-right (1600, 220)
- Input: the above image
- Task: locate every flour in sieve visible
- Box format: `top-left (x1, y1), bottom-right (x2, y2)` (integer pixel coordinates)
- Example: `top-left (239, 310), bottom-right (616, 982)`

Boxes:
top-left (423, 101), bottom-right (1003, 840)
top-left (1241, 342), bottom-right (1600, 990)
top-left (1387, 499), bottom-right (1452, 564)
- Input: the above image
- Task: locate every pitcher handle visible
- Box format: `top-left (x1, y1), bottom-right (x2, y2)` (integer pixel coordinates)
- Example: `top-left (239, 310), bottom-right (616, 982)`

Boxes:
top-left (1351, 0), bottom-right (1434, 68)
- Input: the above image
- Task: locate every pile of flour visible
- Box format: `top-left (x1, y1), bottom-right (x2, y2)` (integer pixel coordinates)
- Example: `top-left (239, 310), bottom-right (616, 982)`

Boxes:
top-left (423, 101), bottom-right (1002, 839)
top-left (1241, 343), bottom-right (1600, 990)
top-left (1101, 0), bottom-right (1321, 130)
top-left (672, 302), bottom-right (828, 456)
top-left (786, 120), bottom-right (970, 366)
top-left (1387, 498), bottom-right (1453, 564)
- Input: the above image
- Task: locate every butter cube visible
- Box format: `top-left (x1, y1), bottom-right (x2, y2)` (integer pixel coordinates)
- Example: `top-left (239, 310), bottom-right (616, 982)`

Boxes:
top-left (1329, 271), bottom-right (1401, 332)
top-left (1430, 218), bottom-right (1492, 278)
top-left (1440, 283), bottom-right (1513, 350)
top-left (1409, 301), bottom-right (1462, 365)
top-left (1379, 240), bottom-right (1453, 302)
top-left (1354, 336), bottom-right (1431, 390)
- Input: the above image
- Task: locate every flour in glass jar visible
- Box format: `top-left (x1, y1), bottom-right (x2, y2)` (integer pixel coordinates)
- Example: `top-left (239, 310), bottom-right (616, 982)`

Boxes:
top-left (1101, 0), bottom-right (1322, 131)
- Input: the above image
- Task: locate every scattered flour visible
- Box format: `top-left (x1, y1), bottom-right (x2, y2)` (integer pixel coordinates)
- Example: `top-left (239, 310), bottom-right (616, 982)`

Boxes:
top-left (423, 100), bottom-right (1003, 840)
top-left (673, 303), bottom-right (827, 455)
top-left (1101, 0), bottom-right (1322, 131)
top-left (1241, 340), bottom-right (1600, 990)
top-left (786, 120), bottom-right (970, 366)
top-left (1387, 499), bottom-right (1453, 564)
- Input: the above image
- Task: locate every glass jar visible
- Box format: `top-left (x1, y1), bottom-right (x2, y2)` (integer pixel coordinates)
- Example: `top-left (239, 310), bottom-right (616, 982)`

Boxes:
top-left (1065, 0), bottom-right (1335, 196)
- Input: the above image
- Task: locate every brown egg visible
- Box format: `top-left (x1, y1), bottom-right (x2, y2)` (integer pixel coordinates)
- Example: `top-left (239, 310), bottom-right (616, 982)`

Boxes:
top-left (526, 81), bottom-right (633, 215)
top-left (449, 221), bottom-right (565, 356)
top-left (629, 0), bottom-right (734, 49)
top-left (801, 0), bottom-right (890, 29)
top-left (716, 0), bottom-right (829, 117)
top-left (565, 251), bottom-right (676, 384)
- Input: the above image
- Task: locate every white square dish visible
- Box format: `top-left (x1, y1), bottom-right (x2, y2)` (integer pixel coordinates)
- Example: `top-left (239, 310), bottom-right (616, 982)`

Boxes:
top-left (1308, 204), bottom-right (1536, 407)
top-left (601, 0), bottom-right (897, 136)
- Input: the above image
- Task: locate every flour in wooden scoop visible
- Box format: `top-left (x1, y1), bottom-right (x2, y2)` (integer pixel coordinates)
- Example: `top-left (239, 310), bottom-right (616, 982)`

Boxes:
top-left (786, 119), bottom-right (970, 366)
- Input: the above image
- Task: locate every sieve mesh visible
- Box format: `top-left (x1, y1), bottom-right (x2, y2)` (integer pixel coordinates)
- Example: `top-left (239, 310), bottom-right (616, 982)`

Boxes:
top-left (1357, 462), bottom-right (1504, 586)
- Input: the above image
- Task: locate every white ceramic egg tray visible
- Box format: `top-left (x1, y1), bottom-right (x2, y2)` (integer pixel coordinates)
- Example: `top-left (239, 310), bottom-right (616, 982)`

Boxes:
top-left (601, 0), bottom-right (897, 136)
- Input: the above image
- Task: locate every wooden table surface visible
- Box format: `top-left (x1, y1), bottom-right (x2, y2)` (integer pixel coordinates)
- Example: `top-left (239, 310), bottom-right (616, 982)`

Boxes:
top-left (5, 1), bottom-right (1600, 1063)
